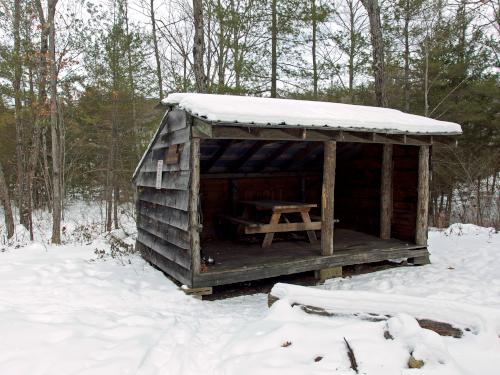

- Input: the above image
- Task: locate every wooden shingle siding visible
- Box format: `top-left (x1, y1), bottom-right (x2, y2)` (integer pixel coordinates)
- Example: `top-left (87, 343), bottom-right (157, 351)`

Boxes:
top-left (135, 170), bottom-right (190, 190)
top-left (137, 228), bottom-right (191, 269)
top-left (137, 213), bottom-right (190, 249)
top-left (136, 241), bottom-right (191, 285)
top-left (139, 142), bottom-right (190, 172)
top-left (137, 201), bottom-right (189, 231)
top-left (153, 127), bottom-right (190, 149)
top-left (135, 107), bottom-right (194, 286)
top-left (138, 188), bottom-right (189, 211)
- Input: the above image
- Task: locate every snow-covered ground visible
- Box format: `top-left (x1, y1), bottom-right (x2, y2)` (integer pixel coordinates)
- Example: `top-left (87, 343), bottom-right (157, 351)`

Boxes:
top-left (0, 203), bottom-right (499, 374)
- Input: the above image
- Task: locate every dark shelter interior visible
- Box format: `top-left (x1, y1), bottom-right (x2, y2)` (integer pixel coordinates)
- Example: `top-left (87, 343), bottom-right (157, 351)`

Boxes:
top-left (197, 139), bottom-right (420, 272)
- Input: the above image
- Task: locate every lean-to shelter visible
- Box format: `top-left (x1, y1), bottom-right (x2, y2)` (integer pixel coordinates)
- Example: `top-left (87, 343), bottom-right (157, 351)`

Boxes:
top-left (132, 93), bottom-right (462, 290)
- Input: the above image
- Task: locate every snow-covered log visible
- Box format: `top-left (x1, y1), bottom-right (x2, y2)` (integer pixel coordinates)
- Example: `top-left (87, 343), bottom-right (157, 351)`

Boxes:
top-left (269, 283), bottom-right (500, 338)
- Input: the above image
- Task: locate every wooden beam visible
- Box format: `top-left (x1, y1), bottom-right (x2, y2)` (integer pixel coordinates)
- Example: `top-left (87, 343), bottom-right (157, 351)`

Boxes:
top-left (287, 142), bottom-right (323, 170)
top-left (202, 140), bottom-right (233, 172)
top-left (380, 144), bottom-right (393, 239)
top-left (321, 141), bottom-right (336, 256)
top-left (254, 141), bottom-right (294, 172)
top-left (189, 138), bottom-right (201, 276)
top-left (229, 141), bottom-right (269, 171)
top-left (200, 171), bottom-right (321, 179)
top-left (416, 145), bottom-right (430, 246)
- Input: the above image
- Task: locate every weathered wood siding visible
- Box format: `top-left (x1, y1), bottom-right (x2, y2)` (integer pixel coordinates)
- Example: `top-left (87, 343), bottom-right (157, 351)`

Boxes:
top-left (135, 108), bottom-right (193, 286)
top-left (335, 143), bottom-right (382, 237)
top-left (392, 145), bottom-right (419, 242)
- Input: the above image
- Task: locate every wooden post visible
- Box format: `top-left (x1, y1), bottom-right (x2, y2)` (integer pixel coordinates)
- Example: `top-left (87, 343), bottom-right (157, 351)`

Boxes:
top-left (190, 138), bottom-right (201, 276)
top-left (380, 144), bottom-right (393, 239)
top-left (321, 141), bottom-right (336, 255)
top-left (413, 145), bottom-right (431, 265)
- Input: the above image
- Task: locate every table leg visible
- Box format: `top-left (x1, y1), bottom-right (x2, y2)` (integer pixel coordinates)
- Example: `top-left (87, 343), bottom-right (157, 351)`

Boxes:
top-left (237, 206), bottom-right (250, 235)
top-left (300, 211), bottom-right (318, 243)
top-left (262, 212), bottom-right (281, 248)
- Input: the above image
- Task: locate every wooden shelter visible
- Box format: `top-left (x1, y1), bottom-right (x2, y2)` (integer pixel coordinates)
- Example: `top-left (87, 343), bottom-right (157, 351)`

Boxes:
top-left (132, 93), bottom-right (461, 290)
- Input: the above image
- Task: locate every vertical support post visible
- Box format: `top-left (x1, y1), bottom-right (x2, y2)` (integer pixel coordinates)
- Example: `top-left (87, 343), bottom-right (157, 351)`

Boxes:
top-left (190, 138), bottom-right (201, 276)
top-left (321, 141), bottom-right (336, 256)
top-left (416, 145), bottom-right (430, 245)
top-left (412, 145), bottom-right (431, 265)
top-left (380, 144), bottom-right (393, 239)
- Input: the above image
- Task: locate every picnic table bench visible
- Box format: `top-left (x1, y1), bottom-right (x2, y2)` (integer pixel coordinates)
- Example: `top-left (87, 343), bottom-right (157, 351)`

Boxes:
top-left (220, 200), bottom-right (322, 248)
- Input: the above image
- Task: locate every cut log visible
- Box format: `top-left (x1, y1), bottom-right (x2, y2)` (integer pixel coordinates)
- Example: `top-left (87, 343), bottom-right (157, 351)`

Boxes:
top-left (268, 284), bottom-right (473, 338)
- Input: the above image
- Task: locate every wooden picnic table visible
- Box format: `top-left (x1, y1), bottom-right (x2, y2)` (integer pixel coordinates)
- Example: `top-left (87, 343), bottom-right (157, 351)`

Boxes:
top-left (223, 200), bottom-right (322, 248)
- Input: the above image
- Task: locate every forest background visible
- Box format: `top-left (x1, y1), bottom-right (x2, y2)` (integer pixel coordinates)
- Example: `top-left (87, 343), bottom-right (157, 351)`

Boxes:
top-left (0, 0), bottom-right (498, 243)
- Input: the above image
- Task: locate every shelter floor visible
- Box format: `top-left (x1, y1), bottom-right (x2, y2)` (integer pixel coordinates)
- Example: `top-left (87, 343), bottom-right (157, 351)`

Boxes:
top-left (194, 229), bottom-right (428, 287)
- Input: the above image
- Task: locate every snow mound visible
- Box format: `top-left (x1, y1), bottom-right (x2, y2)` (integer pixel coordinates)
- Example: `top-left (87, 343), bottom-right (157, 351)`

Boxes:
top-left (1, 224), bottom-right (31, 250)
top-left (443, 223), bottom-right (496, 236)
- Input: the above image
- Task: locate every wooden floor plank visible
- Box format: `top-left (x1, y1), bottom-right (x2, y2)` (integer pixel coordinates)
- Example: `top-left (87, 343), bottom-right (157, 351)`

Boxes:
top-left (194, 229), bottom-right (428, 287)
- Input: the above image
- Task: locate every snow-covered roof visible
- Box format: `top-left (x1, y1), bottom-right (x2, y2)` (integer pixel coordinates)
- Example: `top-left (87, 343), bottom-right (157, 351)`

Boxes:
top-left (162, 93), bottom-right (462, 135)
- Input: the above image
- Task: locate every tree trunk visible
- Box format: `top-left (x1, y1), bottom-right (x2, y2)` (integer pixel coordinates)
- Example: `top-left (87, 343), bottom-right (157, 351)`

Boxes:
top-left (113, 185), bottom-right (119, 230)
top-left (0, 163), bottom-right (15, 239)
top-left (193, 0), bottom-right (207, 92)
top-left (348, 0), bottom-right (355, 103)
top-left (311, 0), bottom-right (318, 99)
top-left (27, 4), bottom-right (51, 239)
top-left (13, 0), bottom-right (29, 229)
top-left (124, 2), bottom-right (139, 158)
top-left (270, 0), bottom-right (277, 98)
top-left (361, 0), bottom-right (387, 107)
top-left (230, 0), bottom-right (241, 91)
top-left (48, 0), bottom-right (61, 244)
top-left (403, 0), bottom-right (410, 112)
top-left (150, 0), bottom-right (163, 100)
top-left (217, 0), bottom-right (225, 92)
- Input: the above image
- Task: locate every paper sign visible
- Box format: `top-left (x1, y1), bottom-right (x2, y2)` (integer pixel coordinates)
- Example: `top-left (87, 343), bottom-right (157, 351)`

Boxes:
top-left (156, 159), bottom-right (163, 189)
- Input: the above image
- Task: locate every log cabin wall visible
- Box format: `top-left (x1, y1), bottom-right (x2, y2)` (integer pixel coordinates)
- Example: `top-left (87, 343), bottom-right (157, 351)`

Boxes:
top-left (199, 141), bottom-right (421, 244)
top-left (200, 175), bottom-right (323, 240)
top-left (392, 145), bottom-right (419, 242)
top-left (134, 108), bottom-right (193, 285)
top-left (334, 143), bottom-right (382, 237)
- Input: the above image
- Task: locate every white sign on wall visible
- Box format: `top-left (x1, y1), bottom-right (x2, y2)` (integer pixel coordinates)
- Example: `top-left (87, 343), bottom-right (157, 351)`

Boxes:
top-left (156, 159), bottom-right (163, 189)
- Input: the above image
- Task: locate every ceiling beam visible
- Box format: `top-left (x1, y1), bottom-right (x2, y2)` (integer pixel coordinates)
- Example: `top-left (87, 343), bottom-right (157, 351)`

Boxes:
top-left (254, 141), bottom-right (294, 172)
top-left (201, 140), bottom-right (233, 173)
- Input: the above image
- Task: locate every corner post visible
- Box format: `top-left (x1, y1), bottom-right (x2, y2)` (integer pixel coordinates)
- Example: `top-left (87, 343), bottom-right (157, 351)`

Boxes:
top-left (190, 137), bottom-right (201, 276)
top-left (413, 145), bottom-right (431, 265)
top-left (321, 141), bottom-right (336, 256)
top-left (380, 144), bottom-right (393, 239)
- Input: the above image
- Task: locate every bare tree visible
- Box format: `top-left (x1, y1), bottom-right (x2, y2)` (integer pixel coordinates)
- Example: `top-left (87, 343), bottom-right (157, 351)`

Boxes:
top-left (193, 0), bottom-right (207, 92)
top-left (361, 0), bottom-right (387, 106)
top-left (0, 163), bottom-right (15, 239)
top-left (270, 0), bottom-right (277, 97)
top-left (150, 0), bottom-right (163, 99)
top-left (311, 0), bottom-right (318, 98)
top-left (12, 0), bottom-right (29, 230)
top-left (48, 0), bottom-right (62, 244)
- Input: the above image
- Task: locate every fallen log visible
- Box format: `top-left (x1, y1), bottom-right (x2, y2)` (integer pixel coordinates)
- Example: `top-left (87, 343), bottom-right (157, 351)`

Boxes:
top-left (267, 283), bottom-right (483, 338)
